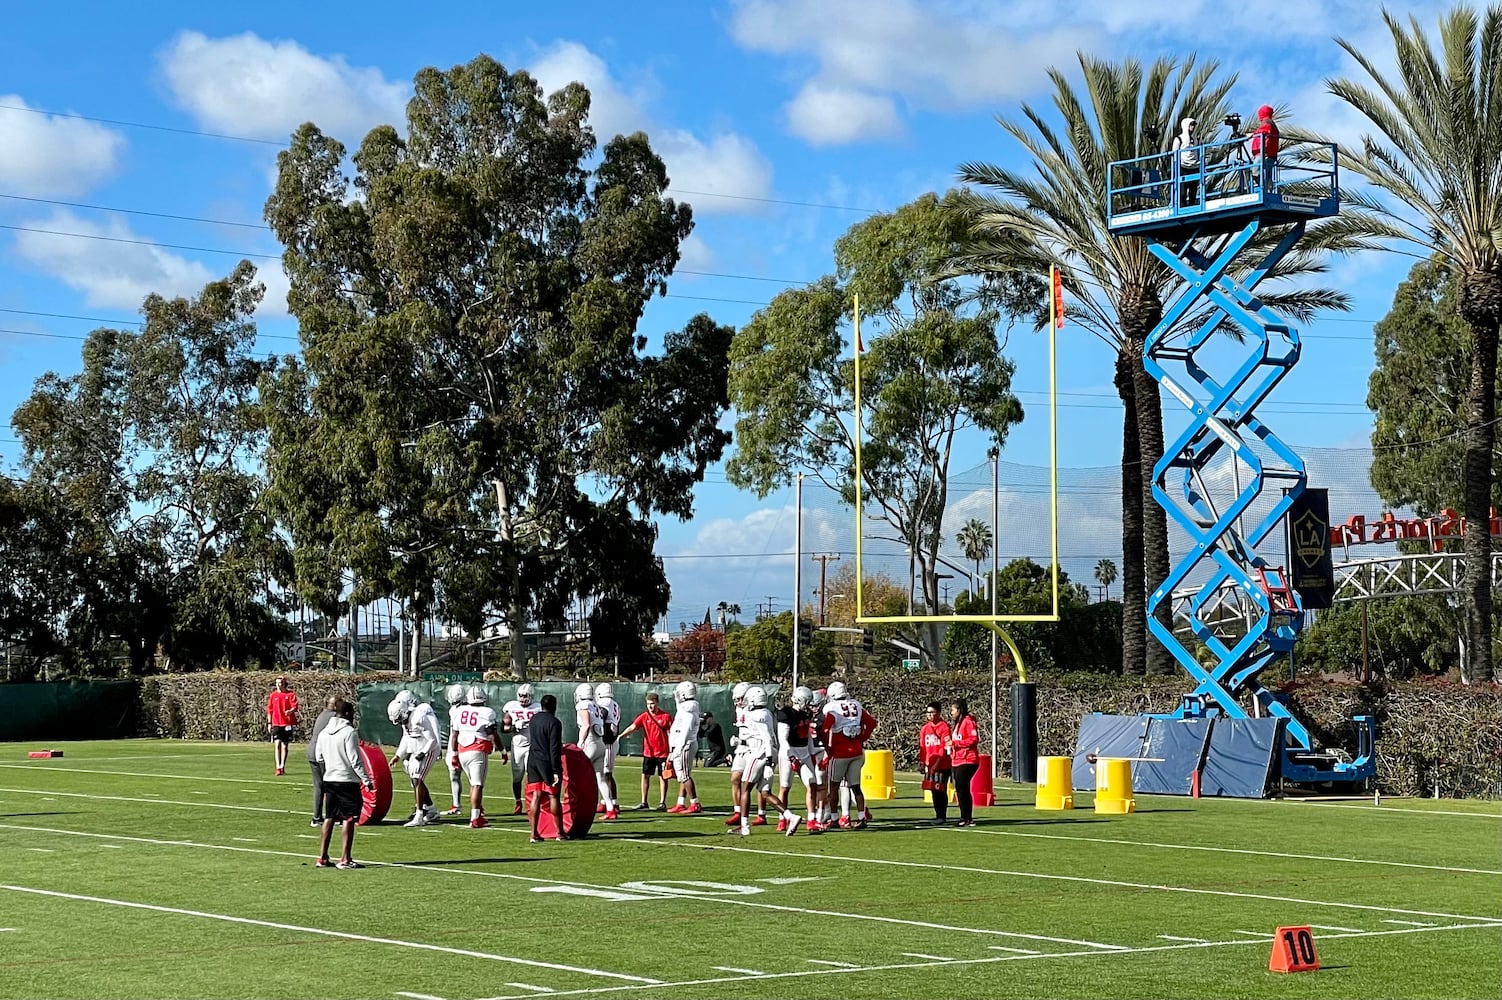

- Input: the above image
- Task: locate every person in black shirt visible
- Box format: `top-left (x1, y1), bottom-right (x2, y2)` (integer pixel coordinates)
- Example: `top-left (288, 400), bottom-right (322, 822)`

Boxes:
top-left (525, 694), bottom-right (565, 843)
top-left (700, 712), bottom-right (729, 767)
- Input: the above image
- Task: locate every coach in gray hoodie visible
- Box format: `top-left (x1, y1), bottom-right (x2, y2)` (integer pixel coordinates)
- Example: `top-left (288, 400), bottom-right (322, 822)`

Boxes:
top-left (314, 699), bottom-right (373, 870)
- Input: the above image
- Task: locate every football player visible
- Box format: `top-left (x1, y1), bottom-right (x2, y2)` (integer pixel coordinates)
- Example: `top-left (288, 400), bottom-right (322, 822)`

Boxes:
top-left (575, 683), bottom-right (616, 819)
top-left (448, 685), bottom-right (501, 828)
top-left (730, 686), bottom-right (801, 837)
top-left (725, 682), bottom-right (750, 827)
top-left (666, 680), bottom-right (703, 813)
top-left (387, 691), bottom-right (442, 827)
top-left (501, 684), bottom-right (540, 815)
top-left (777, 685), bottom-right (823, 833)
top-left (441, 684), bottom-right (467, 815)
top-left (820, 680), bottom-right (877, 829)
top-left (594, 682), bottom-right (623, 818)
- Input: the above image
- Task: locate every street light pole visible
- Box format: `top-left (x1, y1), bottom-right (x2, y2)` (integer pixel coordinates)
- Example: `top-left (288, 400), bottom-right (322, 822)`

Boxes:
top-left (989, 446), bottom-right (1000, 774)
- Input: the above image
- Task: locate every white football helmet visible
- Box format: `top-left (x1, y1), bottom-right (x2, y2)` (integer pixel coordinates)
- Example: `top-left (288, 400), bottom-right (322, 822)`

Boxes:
top-left (516, 683), bottom-right (534, 706)
top-left (745, 685), bottom-right (768, 709)
top-left (465, 685), bottom-right (487, 705)
top-left (731, 681), bottom-right (749, 706)
top-left (575, 682), bottom-right (595, 703)
top-left (594, 682), bottom-right (614, 701)
top-left (811, 687), bottom-right (827, 707)
top-left (445, 683), bottom-right (466, 707)
top-left (386, 690), bottom-right (416, 725)
top-left (675, 680), bottom-right (697, 703)
top-left (826, 680), bottom-right (848, 702)
top-left (791, 685), bottom-right (813, 710)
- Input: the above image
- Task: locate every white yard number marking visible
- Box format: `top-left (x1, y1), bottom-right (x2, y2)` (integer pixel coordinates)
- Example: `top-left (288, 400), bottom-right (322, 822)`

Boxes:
top-left (529, 880), bottom-right (764, 902)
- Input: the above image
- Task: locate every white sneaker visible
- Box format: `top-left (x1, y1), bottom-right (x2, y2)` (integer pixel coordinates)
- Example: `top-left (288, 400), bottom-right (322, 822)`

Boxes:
top-left (784, 814), bottom-right (802, 837)
top-left (403, 812), bottom-right (432, 828)
top-left (423, 806), bottom-right (441, 821)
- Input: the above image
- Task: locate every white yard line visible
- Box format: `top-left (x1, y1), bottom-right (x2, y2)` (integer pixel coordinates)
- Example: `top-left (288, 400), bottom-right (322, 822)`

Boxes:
top-left (1307, 923), bottom-right (1365, 933)
top-left (1157, 935), bottom-right (1210, 943)
top-left (1382, 919), bottom-right (1436, 927)
top-left (0, 763), bottom-right (302, 787)
top-left (0, 821), bottom-right (1122, 950)
top-left (0, 884), bottom-right (659, 984)
top-left (954, 826), bottom-right (1502, 875)
top-left (710, 966), bottom-right (765, 976)
top-left (98, 844), bottom-right (123, 849)
top-left (396, 993), bottom-right (449, 1000)
top-left (503, 985), bottom-right (555, 994)
top-left (472, 923), bottom-right (1502, 1000)
top-left (0, 787), bottom-right (297, 815)
top-left (25, 849), bottom-right (53, 853)
top-left (621, 838), bottom-right (1502, 924)
top-left (901, 952), bottom-right (955, 961)
top-left (1290, 801), bottom-right (1501, 820)
top-left (986, 946), bottom-right (1040, 954)
top-left (1230, 930), bottom-right (1269, 938)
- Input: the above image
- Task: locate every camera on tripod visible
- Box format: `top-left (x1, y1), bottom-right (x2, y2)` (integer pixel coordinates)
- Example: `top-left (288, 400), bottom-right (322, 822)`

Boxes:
top-left (1223, 112), bottom-right (1243, 135)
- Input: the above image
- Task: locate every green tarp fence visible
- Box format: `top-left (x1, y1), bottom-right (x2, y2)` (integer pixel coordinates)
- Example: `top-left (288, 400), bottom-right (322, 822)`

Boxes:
top-left (357, 681), bottom-right (776, 758)
top-left (0, 680), bottom-right (139, 742)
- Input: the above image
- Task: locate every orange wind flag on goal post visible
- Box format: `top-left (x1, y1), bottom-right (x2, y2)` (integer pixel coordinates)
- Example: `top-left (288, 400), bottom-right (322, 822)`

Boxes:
top-left (1050, 264), bottom-right (1065, 329)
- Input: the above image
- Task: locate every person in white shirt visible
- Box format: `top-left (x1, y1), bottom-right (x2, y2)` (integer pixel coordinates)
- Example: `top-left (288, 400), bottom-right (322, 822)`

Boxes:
top-left (575, 683), bottom-right (617, 819)
top-left (448, 686), bottom-right (501, 828)
top-left (730, 686), bottom-right (802, 837)
top-left (501, 684), bottom-right (540, 815)
top-left (314, 699), bottom-right (373, 869)
top-left (727, 682), bottom-right (767, 828)
top-left (666, 681), bottom-right (702, 814)
top-left (387, 691), bottom-right (443, 827)
top-left (594, 682), bottom-right (623, 817)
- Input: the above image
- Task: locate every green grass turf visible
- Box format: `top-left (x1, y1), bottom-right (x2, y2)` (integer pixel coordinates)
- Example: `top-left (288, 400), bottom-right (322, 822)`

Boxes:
top-left (1, 739), bottom-right (1498, 1000)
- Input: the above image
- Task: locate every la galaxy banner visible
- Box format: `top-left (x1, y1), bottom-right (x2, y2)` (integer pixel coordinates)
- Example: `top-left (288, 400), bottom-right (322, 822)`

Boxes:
top-left (1286, 487), bottom-right (1335, 610)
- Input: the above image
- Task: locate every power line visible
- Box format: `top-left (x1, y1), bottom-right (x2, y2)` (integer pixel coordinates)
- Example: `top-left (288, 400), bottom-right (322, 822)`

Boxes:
top-left (0, 193), bottom-right (268, 229)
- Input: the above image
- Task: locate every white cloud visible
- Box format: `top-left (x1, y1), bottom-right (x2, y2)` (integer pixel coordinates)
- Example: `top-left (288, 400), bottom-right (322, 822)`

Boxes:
top-left (527, 40), bottom-right (772, 212)
top-left (785, 83), bottom-right (903, 146)
top-left (158, 31), bottom-right (410, 142)
top-left (252, 260), bottom-right (291, 319)
top-left (676, 233), bottom-right (716, 275)
top-left (0, 95), bottom-right (125, 196)
top-left (11, 211), bottom-right (215, 311)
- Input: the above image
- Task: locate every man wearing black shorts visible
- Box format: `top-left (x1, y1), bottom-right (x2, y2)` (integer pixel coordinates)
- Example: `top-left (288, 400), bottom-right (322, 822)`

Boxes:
top-left (525, 695), bottom-right (565, 843)
top-left (314, 699), bottom-right (373, 870)
top-left (616, 691), bottom-right (672, 809)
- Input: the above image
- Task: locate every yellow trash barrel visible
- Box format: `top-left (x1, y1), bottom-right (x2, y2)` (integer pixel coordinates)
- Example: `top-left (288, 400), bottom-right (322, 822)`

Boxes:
top-left (861, 749), bottom-right (897, 800)
top-left (1094, 757), bottom-right (1136, 814)
top-left (1035, 755), bottom-right (1073, 810)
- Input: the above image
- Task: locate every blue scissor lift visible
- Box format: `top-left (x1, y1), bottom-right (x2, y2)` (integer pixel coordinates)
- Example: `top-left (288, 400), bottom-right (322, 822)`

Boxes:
top-left (1106, 136), bottom-right (1375, 786)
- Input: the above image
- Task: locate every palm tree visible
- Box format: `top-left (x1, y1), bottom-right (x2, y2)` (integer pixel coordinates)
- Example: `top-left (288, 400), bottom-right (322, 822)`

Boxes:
top-left (956, 518), bottom-right (993, 596)
top-left (1095, 558), bottom-right (1118, 601)
top-left (1322, 4), bottom-right (1501, 682)
top-left (951, 54), bottom-right (1358, 675)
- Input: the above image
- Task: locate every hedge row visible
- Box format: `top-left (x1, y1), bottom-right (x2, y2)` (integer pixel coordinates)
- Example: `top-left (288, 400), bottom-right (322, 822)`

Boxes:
top-left (133, 669), bottom-right (1500, 798)
top-left (139, 671), bottom-right (404, 742)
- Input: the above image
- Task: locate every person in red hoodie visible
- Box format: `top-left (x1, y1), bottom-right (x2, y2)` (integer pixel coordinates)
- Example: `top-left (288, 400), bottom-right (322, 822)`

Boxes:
top-left (266, 674), bottom-right (299, 776)
top-left (1248, 105), bottom-right (1280, 188)
top-left (918, 701), bottom-right (951, 826)
top-left (946, 698), bottom-right (980, 827)
top-left (616, 692), bottom-right (674, 810)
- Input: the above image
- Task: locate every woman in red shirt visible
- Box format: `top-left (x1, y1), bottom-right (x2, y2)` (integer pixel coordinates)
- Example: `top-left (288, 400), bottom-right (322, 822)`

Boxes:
top-left (266, 675), bottom-right (299, 776)
top-left (946, 698), bottom-right (980, 827)
top-left (918, 701), bottom-right (951, 826)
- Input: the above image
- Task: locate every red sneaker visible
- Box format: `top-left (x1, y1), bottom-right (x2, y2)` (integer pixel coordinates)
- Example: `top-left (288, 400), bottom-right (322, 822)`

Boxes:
top-left (685, 803), bottom-right (702, 814)
top-left (443, 806), bottom-right (461, 816)
top-left (275, 768), bottom-right (285, 776)
top-left (724, 812), bottom-right (742, 826)
top-left (470, 816), bottom-right (488, 828)
top-left (314, 857), bottom-right (331, 868)
top-left (597, 803), bottom-right (607, 814)
top-left (807, 820), bottom-right (823, 835)
top-left (838, 817), bottom-right (852, 829)
top-left (776, 818), bottom-right (788, 832)
top-left (751, 815), bottom-right (767, 826)
top-left (604, 809), bottom-right (619, 820)
top-left (667, 804), bottom-right (686, 814)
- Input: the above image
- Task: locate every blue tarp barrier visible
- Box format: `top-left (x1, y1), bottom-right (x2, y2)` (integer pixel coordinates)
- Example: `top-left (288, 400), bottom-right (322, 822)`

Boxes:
top-left (1199, 716), bottom-right (1284, 798)
top-left (1072, 714), bottom-right (1149, 791)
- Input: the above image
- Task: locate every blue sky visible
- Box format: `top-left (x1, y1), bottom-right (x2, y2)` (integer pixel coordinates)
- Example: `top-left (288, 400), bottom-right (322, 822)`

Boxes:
top-left (0, 0), bottom-right (1440, 632)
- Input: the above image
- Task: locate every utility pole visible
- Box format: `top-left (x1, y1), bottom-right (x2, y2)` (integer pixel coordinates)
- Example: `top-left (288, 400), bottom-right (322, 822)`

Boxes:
top-left (811, 553), bottom-right (841, 625)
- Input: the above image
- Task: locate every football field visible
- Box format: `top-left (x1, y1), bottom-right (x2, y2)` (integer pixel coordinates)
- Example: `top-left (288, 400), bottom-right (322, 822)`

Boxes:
top-left (1, 740), bottom-right (1498, 1000)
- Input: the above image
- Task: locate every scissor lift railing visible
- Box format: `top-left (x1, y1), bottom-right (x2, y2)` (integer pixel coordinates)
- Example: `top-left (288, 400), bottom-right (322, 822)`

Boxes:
top-left (1107, 141), bottom-right (1373, 784)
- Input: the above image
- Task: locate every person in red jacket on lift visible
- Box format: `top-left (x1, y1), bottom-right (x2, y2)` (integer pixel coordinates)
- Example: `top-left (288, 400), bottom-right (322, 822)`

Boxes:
top-left (1249, 105), bottom-right (1280, 188)
top-left (945, 699), bottom-right (980, 827)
